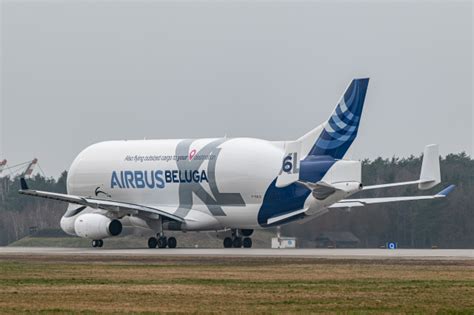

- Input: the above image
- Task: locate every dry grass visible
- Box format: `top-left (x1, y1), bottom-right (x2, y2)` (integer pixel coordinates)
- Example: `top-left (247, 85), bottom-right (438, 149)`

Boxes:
top-left (0, 256), bottom-right (473, 314)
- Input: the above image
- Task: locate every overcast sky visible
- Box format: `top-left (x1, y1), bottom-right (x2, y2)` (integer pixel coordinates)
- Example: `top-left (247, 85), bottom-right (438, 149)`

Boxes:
top-left (1, 0), bottom-right (473, 178)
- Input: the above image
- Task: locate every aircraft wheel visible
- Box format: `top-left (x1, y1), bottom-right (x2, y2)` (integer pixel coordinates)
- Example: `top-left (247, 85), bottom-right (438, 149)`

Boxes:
top-left (223, 237), bottom-right (233, 248)
top-left (157, 236), bottom-right (167, 248)
top-left (98, 240), bottom-right (104, 247)
top-left (92, 240), bottom-right (100, 248)
top-left (148, 237), bottom-right (158, 248)
top-left (232, 237), bottom-right (242, 248)
top-left (243, 237), bottom-right (252, 248)
top-left (167, 237), bottom-right (177, 248)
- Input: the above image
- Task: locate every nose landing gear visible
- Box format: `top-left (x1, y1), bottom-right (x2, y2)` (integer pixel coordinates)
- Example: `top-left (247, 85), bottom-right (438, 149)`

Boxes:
top-left (92, 240), bottom-right (103, 248)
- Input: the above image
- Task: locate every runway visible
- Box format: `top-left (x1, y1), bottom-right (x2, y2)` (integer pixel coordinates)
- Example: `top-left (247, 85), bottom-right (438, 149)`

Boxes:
top-left (1, 247), bottom-right (472, 260)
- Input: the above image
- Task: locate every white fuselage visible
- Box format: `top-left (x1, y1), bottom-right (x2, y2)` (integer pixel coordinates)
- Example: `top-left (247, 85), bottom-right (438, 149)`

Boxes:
top-left (60, 137), bottom-right (361, 236)
top-left (62, 138), bottom-right (283, 233)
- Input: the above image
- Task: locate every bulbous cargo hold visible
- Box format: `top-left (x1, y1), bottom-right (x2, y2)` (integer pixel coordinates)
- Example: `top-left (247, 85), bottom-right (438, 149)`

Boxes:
top-left (66, 138), bottom-right (284, 208)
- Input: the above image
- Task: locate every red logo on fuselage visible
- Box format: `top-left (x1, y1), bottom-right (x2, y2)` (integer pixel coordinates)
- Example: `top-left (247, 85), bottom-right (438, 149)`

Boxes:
top-left (189, 149), bottom-right (197, 160)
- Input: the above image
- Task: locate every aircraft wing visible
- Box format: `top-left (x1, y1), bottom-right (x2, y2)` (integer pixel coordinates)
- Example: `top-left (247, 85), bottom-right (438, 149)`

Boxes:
top-left (18, 178), bottom-right (185, 222)
top-left (330, 185), bottom-right (455, 208)
top-left (266, 208), bottom-right (308, 225)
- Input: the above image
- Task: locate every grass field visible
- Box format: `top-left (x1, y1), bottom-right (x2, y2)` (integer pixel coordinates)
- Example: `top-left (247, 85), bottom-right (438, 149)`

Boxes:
top-left (0, 255), bottom-right (473, 314)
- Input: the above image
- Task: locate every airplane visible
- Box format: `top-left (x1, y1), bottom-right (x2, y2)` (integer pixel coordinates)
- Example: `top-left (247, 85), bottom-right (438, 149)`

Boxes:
top-left (19, 78), bottom-right (455, 248)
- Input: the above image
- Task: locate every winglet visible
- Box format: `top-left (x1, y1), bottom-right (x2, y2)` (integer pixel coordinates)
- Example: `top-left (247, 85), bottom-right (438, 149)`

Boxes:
top-left (20, 177), bottom-right (29, 190)
top-left (435, 184), bottom-right (455, 197)
top-left (418, 144), bottom-right (441, 190)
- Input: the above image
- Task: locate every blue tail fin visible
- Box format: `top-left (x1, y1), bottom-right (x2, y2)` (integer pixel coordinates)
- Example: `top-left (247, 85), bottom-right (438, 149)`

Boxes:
top-left (307, 78), bottom-right (369, 159)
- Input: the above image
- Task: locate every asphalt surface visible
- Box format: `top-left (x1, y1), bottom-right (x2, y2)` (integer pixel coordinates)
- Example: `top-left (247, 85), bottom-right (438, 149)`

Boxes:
top-left (0, 247), bottom-right (472, 260)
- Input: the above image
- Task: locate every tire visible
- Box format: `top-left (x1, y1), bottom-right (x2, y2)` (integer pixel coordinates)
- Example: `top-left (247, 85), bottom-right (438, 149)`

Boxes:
top-left (243, 237), bottom-right (252, 248)
top-left (157, 237), bottom-right (167, 248)
top-left (223, 237), bottom-right (233, 248)
top-left (148, 237), bottom-right (158, 248)
top-left (167, 237), bottom-right (177, 248)
top-left (232, 237), bottom-right (242, 248)
top-left (91, 240), bottom-right (98, 248)
top-left (98, 240), bottom-right (104, 247)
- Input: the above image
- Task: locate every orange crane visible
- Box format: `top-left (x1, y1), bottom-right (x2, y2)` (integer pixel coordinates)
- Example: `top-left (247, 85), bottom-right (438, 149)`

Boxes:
top-left (0, 159), bottom-right (7, 175)
top-left (0, 158), bottom-right (40, 178)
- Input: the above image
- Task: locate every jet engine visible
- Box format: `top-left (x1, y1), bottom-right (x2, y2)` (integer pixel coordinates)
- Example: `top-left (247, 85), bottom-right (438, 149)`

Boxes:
top-left (74, 213), bottom-right (122, 239)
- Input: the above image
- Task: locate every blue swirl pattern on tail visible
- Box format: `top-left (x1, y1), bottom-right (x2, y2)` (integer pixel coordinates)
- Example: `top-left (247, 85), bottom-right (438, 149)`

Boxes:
top-left (308, 78), bottom-right (369, 159)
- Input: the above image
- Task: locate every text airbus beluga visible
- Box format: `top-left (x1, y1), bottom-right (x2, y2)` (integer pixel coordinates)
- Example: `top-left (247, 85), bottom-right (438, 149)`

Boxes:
top-left (19, 78), bottom-right (455, 248)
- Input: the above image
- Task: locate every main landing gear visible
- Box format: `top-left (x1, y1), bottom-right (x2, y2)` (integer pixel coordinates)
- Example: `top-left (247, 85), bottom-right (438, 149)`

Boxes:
top-left (148, 235), bottom-right (177, 249)
top-left (148, 218), bottom-right (177, 249)
top-left (92, 240), bottom-right (103, 248)
top-left (223, 229), bottom-right (253, 248)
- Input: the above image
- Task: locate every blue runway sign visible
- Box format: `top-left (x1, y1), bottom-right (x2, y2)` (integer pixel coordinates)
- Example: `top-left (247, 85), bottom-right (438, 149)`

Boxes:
top-left (387, 242), bottom-right (397, 249)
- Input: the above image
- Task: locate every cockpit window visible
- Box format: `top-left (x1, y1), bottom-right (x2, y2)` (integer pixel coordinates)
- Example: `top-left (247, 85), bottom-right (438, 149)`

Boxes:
top-left (64, 206), bottom-right (86, 218)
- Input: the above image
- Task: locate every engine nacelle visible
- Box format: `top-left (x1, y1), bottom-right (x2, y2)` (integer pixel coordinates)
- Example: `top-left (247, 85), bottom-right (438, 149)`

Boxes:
top-left (74, 213), bottom-right (122, 239)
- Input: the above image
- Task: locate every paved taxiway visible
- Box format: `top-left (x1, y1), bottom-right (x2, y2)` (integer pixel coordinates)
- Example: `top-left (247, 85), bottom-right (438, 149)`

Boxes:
top-left (0, 247), bottom-right (472, 260)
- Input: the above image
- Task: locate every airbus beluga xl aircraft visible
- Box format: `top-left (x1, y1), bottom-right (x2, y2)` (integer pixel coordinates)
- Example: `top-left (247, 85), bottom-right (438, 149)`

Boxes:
top-left (19, 78), bottom-right (454, 248)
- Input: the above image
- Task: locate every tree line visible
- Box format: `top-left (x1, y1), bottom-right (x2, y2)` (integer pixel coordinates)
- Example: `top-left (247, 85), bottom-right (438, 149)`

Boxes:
top-left (284, 153), bottom-right (474, 248)
top-left (0, 173), bottom-right (67, 245)
top-left (0, 153), bottom-right (472, 248)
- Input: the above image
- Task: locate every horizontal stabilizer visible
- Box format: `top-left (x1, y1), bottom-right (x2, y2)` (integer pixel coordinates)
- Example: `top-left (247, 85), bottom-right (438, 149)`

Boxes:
top-left (331, 184), bottom-right (455, 208)
top-left (329, 201), bottom-right (365, 208)
top-left (363, 144), bottom-right (441, 191)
